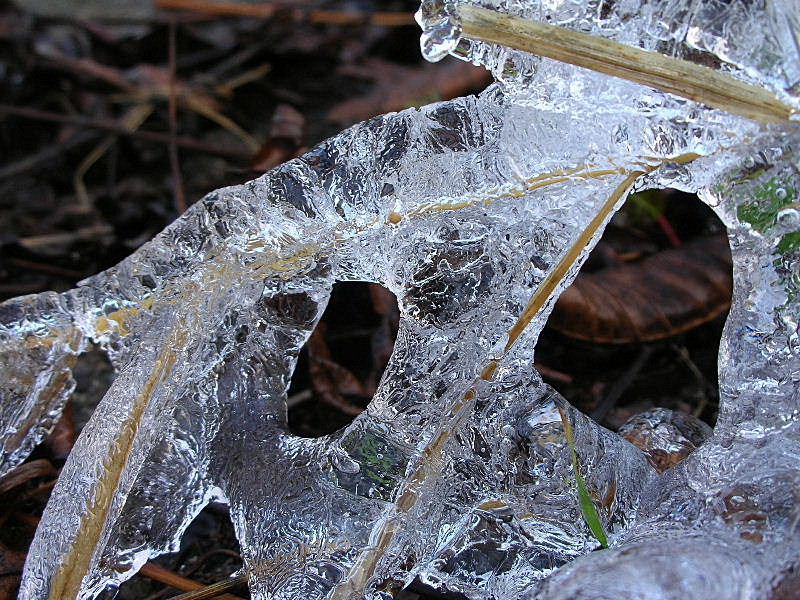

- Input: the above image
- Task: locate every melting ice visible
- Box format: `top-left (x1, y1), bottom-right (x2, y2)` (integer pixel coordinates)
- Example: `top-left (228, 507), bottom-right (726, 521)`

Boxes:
top-left (1, 1), bottom-right (798, 599)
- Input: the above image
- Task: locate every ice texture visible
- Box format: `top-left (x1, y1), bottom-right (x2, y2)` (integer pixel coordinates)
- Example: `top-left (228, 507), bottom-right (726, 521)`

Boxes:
top-left (618, 408), bottom-right (713, 473)
top-left (1, 0), bottom-right (798, 599)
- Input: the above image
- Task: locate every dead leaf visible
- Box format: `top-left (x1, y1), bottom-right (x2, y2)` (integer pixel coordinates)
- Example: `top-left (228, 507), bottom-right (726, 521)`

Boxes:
top-left (0, 542), bottom-right (26, 600)
top-left (328, 58), bottom-right (491, 124)
top-left (250, 104), bottom-right (306, 172)
top-left (549, 234), bottom-right (732, 343)
top-left (366, 283), bottom-right (398, 393)
top-left (0, 459), bottom-right (57, 495)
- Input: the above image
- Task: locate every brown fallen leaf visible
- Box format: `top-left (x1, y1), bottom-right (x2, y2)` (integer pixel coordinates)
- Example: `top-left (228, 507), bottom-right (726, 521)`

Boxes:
top-left (0, 457), bottom-right (59, 600)
top-left (548, 234), bottom-right (732, 343)
top-left (0, 459), bottom-right (57, 496)
top-left (327, 58), bottom-right (491, 124)
top-left (250, 104), bottom-right (306, 172)
top-left (366, 283), bottom-right (399, 393)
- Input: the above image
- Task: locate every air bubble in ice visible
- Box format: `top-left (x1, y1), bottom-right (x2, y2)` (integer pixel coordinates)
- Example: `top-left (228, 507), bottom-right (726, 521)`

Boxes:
top-left (776, 207), bottom-right (800, 230)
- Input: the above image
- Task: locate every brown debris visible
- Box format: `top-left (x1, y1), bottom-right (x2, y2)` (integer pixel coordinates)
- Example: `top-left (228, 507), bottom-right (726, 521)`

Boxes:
top-left (0, 542), bottom-right (26, 600)
top-left (307, 325), bottom-right (367, 417)
top-left (366, 283), bottom-right (399, 392)
top-left (328, 58), bottom-right (491, 124)
top-left (45, 401), bottom-right (76, 461)
top-left (549, 233), bottom-right (732, 344)
top-left (0, 460), bottom-right (57, 496)
top-left (0, 456), bottom-right (60, 600)
top-left (155, 0), bottom-right (414, 27)
top-left (250, 104), bottom-right (306, 172)
top-left (139, 563), bottom-right (245, 600)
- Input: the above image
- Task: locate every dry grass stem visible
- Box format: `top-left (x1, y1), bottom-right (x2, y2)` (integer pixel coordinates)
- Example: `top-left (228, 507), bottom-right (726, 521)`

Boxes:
top-left (162, 575), bottom-right (248, 600)
top-left (458, 5), bottom-right (796, 124)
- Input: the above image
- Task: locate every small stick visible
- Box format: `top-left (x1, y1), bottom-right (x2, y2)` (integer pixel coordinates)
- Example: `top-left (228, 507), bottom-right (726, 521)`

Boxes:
top-left (167, 20), bottom-right (188, 214)
top-left (155, 0), bottom-right (414, 26)
top-left (0, 104), bottom-right (252, 158)
top-left (458, 5), bottom-right (796, 124)
top-left (4, 258), bottom-right (83, 279)
top-left (533, 362), bottom-right (573, 384)
top-left (591, 345), bottom-right (654, 422)
top-left (286, 388), bottom-right (313, 407)
top-left (17, 225), bottom-right (114, 250)
top-left (306, 9), bottom-right (413, 27)
top-left (139, 563), bottom-right (244, 600)
top-left (73, 103), bottom-right (154, 209)
top-left (163, 574), bottom-right (248, 600)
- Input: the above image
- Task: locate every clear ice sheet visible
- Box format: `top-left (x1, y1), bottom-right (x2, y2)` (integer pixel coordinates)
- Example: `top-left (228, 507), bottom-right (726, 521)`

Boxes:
top-left (0, 1), bottom-right (798, 599)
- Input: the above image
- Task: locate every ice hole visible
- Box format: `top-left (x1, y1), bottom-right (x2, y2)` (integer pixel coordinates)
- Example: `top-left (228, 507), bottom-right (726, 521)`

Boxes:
top-left (58, 346), bottom-right (113, 461)
top-left (70, 345), bottom-right (115, 433)
top-left (539, 189), bottom-right (732, 471)
top-left (25, 344), bottom-right (115, 467)
top-left (287, 281), bottom-right (399, 438)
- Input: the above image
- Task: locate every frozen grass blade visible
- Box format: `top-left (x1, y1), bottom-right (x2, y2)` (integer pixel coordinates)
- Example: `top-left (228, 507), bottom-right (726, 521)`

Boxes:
top-left (557, 405), bottom-right (608, 549)
top-left (458, 5), bottom-right (796, 124)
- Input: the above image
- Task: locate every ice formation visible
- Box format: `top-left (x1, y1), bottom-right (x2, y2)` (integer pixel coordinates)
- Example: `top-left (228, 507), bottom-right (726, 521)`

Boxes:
top-left (1, 1), bottom-right (798, 599)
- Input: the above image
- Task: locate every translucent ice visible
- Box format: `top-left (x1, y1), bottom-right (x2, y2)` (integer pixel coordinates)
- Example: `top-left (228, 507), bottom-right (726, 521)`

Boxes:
top-left (1, 1), bottom-right (798, 600)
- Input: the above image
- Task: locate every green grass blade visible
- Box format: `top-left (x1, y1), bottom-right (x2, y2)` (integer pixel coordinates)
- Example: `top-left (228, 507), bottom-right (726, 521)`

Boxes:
top-left (557, 406), bottom-right (609, 548)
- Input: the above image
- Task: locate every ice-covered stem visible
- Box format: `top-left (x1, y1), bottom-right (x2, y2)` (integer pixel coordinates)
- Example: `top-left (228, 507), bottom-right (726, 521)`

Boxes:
top-left (457, 5), bottom-right (795, 124)
top-left (330, 153), bottom-right (698, 599)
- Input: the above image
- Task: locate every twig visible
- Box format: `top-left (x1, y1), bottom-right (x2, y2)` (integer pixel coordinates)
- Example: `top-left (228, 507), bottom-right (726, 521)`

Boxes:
top-left (214, 63), bottom-right (272, 98)
top-left (17, 224), bottom-right (114, 251)
top-left (501, 153), bottom-right (700, 357)
top-left (591, 345), bottom-right (655, 422)
top-left (670, 343), bottom-right (717, 417)
top-left (139, 563), bottom-right (244, 600)
top-left (533, 362), bottom-right (573, 384)
top-left (306, 10), bottom-right (413, 27)
top-left (35, 55), bottom-right (136, 93)
top-left (286, 389), bottom-right (313, 408)
top-left (317, 392), bottom-right (365, 417)
top-left (168, 20), bottom-right (187, 214)
top-left (155, 0), bottom-right (414, 26)
top-left (458, 5), bottom-right (796, 123)
top-left (181, 550), bottom-right (242, 578)
top-left (4, 258), bottom-right (83, 279)
top-left (74, 104), bottom-right (154, 209)
top-left (163, 575), bottom-right (248, 600)
top-left (0, 104), bottom-right (252, 158)
top-left (657, 215), bottom-right (682, 247)
top-left (0, 130), bottom-right (101, 181)
top-left (36, 51), bottom-right (260, 152)
top-left (155, 0), bottom-right (280, 19)
top-left (502, 170), bottom-right (647, 354)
